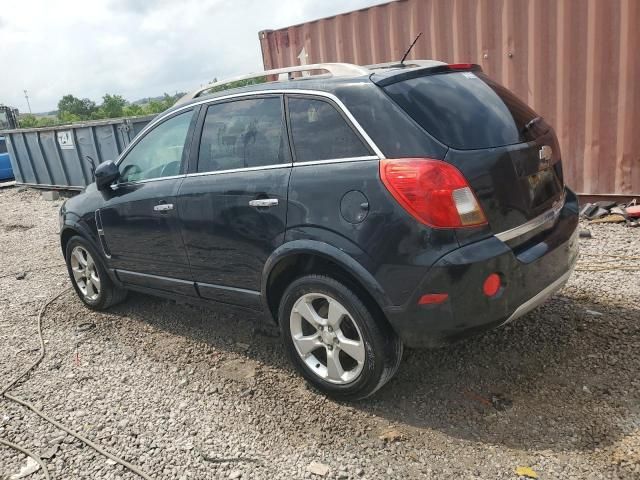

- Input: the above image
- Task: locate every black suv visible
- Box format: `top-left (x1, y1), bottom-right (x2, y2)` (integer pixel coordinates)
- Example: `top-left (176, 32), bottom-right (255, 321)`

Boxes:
top-left (60, 61), bottom-right (579, 399)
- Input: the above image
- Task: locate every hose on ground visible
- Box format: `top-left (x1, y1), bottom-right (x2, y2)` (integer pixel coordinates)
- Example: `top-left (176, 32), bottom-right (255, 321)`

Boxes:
top-left (0, 438), bottom-right (51, 480)
top-left (1, 287), bottom-right (154, 480)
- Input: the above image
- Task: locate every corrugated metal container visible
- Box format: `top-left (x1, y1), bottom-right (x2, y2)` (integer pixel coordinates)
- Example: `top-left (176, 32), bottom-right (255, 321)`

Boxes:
top-left (259, 0), bottom-right (640, 196)
top-left (1, 115), bottom-right (155, 189)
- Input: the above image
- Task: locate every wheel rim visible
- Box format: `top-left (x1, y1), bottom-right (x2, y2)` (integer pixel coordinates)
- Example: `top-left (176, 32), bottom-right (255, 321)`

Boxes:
top-left (290, 292), bottom-right (366, 385)
top-left (70, 246), bottom-right (101, 301)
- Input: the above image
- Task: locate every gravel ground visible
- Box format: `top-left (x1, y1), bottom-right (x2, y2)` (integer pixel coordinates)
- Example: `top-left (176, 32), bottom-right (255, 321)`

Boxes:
top-left (0, 186), bottom-right (638, 480)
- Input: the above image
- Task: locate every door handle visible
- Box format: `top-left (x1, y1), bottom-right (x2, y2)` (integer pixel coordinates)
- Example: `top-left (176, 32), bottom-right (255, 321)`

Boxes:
top-left (249, 198), bottom-right (278, 208)
top-left (153, 203), bottom-right (174, 212)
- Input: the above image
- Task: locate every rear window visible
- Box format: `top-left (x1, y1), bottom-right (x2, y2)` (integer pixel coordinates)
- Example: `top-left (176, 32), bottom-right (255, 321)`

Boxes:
top-left (383, 72), bottom-right (543, 150)
top-left (288, 97), bottom-right (370, 162)
top-left (0, 139), bottom-right (7, 154)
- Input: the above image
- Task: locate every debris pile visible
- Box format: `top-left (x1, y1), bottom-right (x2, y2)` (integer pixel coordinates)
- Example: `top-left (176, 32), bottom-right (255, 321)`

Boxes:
top-left (579, 199), bottom-right (640, 227)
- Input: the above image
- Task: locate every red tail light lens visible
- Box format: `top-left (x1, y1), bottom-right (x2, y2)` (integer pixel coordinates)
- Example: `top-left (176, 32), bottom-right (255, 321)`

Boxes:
top-left (483, 273), bottom-right (502, 297)
top-left (418, 293), bottom-right (449, 305)
top-left (380, 158), bottom-right (487, 228)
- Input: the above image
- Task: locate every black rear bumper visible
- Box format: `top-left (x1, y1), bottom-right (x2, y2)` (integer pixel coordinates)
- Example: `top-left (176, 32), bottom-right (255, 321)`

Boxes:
top-left (384, 188), bottom-right (579, 348)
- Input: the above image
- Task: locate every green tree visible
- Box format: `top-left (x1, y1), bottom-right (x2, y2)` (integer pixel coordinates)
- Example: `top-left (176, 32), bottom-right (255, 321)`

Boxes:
top-left (142, 99), bottom-right (165, 114)
top-left (140, 93), bottom-right (182, 115)
top-left (18, 114), bottom-right (39, 128)
top-left (36, 117), bottom-right (57, 127)
top-left (58, 111), bottom-right (82, 123)
top-left (100, 94), bottom-right (126, 118)
top-left (18, 114), bottom-right (59, 128)
top-left (57, 95), bottom-right (97, 120)
top-left (123, 104), bottom-right (144, 116)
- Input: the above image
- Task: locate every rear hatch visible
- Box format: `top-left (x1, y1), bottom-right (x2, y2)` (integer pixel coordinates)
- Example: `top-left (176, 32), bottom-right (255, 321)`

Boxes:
top-left (377, 67), bottom-right (564, 235)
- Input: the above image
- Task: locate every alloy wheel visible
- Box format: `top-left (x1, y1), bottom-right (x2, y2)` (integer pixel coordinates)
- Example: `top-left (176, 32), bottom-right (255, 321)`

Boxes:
top-left (289, 293), bottom-right (366, 384)
top-left (70, 246), bottom-right (101, 301)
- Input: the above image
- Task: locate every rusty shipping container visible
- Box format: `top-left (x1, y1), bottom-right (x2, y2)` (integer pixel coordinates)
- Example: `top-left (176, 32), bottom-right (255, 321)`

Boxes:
top-left (259, 0), bottom-right (640, 197)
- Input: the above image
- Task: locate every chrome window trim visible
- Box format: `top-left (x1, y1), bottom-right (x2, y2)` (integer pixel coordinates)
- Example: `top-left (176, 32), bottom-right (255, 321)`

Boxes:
top-left (115, 89), bottom-right (386, 174)
top-left (112, 174), bottom-right (187, 189)
top-left (293, 155), bottom-right (379, 167)
top-left (116, 156), bottom-right (383, 182)
top-left (186, 163), bottom-right (291, 178)
top-left (494, 193), bottom-right (566, 242)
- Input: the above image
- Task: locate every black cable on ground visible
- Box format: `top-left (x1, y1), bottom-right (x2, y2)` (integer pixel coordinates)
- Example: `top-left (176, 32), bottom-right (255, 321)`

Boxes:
top-left (1, 287), bottom-right (154, 480)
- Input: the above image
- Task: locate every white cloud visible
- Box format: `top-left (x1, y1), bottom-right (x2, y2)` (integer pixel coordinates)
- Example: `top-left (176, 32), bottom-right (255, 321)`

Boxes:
top-left (0, 0), bottom-right (385, 112)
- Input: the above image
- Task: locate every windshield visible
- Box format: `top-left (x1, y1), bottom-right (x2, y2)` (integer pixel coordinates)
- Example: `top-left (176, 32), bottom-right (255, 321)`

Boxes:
top-left (383, 71), bottom-right (547, 150)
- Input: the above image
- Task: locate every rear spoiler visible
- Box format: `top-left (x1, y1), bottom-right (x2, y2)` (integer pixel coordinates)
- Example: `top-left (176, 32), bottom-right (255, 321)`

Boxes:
top-left (372, 63), bottom-right (483, 87)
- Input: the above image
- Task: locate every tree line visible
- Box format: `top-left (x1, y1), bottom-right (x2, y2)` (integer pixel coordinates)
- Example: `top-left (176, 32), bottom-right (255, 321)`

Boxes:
top-left (17, 77), bottom-right (267, 129)
top-left (18, 92), bottom-right (184, 128)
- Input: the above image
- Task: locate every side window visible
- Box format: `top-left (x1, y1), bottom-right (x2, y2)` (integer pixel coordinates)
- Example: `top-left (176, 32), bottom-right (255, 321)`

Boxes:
top-left (288, 97), bottom-right (370, 162)
top-left (119, 110), bottom-right (193, 183)
top-left (197, 97), bottom-right (289, 173)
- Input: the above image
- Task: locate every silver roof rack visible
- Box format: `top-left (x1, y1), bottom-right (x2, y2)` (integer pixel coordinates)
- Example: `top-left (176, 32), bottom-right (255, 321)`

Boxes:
top-left (176, 63), bottom-right (370, 105)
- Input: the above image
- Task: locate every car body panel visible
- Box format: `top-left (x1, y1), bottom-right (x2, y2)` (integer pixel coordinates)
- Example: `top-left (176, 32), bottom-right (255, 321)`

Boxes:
top-left (59, 66), bottom-right (579, 349)
top-left (98, 178), bottom-right (195, 293)
top-left (177, 167), bottom-right (291, 307)
top-left (286, 159), bottom-right (460, 306)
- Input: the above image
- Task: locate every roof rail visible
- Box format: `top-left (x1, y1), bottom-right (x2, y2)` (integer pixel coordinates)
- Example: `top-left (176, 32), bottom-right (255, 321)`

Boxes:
top-left (176, 63), bottom-right (370, 105)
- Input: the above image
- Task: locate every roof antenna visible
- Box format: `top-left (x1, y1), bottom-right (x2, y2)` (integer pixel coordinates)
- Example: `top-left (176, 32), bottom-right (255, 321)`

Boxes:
top-left (400, 32), bottom-right (423, 65)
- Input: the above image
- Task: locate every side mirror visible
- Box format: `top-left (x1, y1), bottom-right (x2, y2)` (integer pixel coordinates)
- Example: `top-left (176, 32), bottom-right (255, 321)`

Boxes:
top-left (94, 161), bottom-right (119, 190)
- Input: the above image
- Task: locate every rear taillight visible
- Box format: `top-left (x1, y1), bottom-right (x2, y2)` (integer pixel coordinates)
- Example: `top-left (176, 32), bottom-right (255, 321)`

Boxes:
top-left (380, 158), bottom-right (487, 228)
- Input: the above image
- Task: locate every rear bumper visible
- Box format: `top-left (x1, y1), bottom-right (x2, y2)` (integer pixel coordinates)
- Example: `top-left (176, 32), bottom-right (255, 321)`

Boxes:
top-left (384, 188), bottom-right (579, 348)
top-left (500, 263), bottom-right (574, 326)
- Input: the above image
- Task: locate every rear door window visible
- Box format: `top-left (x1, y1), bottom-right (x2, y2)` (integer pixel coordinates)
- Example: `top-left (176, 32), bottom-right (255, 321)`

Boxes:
top-left (287, 97), bottom-right (371, 162)
top-left (197, 97), bottom-right (289, 173)
top-left (383, 72), bottom-right (544, 150)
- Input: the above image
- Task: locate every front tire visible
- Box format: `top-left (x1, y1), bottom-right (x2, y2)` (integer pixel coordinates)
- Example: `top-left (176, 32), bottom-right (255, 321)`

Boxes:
top-left (65, 235), bottom-right (127, 310)
top-left (278, 275), bottom-right (403, 400)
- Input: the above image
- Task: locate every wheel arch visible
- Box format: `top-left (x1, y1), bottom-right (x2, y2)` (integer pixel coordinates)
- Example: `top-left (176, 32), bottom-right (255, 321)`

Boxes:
top-left (261, 240), bottom-right (392, 326)
top-left (60, 220), bottom-right (120, 285)
top-left (60, 226), bottom-right (81, 256)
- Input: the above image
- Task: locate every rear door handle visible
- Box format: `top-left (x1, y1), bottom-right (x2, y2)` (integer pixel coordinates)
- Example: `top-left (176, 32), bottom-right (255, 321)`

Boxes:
top-left (249, 198), bottom-right (278, 208)
top-left (153, 203), bottom-right (174, 212)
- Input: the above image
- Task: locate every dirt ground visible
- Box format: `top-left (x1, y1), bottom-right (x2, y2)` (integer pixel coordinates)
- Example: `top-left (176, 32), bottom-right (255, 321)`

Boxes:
top-left (1, 187), bottom-right (639, 479)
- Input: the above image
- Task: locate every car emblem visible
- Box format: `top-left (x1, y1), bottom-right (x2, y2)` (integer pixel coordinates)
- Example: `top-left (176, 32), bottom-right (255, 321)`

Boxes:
top-left (539, 145), bottom-right (553, 169)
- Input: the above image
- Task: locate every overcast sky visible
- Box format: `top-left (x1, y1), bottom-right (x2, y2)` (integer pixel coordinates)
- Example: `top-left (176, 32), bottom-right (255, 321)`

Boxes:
top-left (0, 0), bottom-right (385, 113)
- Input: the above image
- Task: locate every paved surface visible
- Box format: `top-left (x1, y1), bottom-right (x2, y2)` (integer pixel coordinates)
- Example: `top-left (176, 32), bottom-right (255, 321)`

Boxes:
top-left (1, 187), bottom-right (638, 479)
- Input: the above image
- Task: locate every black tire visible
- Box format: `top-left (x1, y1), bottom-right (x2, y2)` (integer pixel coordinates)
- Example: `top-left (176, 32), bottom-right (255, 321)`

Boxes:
top-left (65, 235), bottom-right (127, 310)
top-left (278, 274), bottom-right (403, 400)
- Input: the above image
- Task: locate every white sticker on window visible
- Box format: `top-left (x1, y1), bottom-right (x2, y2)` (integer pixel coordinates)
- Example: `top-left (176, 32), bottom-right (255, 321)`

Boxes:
top-left (462, 72), bottom-right (477, 79)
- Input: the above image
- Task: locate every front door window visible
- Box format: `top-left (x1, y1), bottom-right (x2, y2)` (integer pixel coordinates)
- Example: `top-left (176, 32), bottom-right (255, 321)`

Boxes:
top-left (119, 110), bottom-right (194, 183)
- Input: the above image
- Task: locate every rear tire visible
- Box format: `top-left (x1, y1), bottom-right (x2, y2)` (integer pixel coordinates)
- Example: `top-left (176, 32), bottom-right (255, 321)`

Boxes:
top-left (278, 274), bottom-right (403, 400)
top-left (65, 235), bottom-right (127, 310)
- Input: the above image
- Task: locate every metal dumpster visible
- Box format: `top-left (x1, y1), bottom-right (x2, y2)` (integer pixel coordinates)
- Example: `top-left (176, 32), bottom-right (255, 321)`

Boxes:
top-left (0, 115), bottom-right (156, 190)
